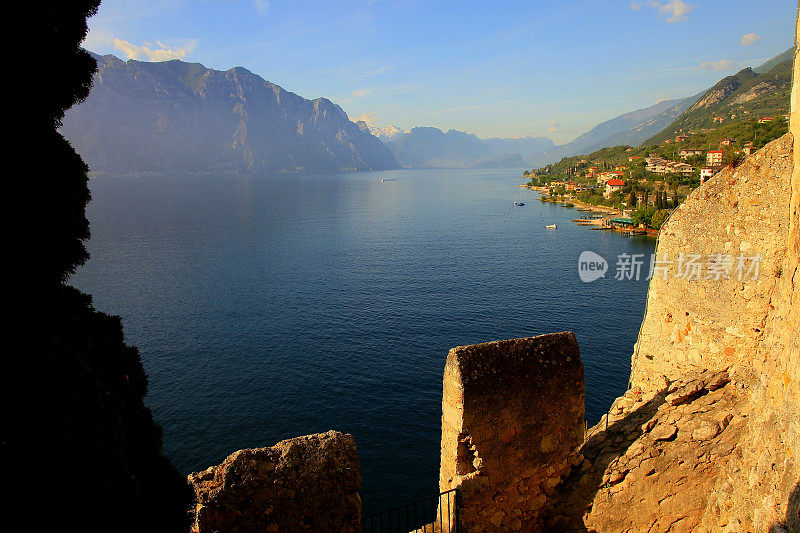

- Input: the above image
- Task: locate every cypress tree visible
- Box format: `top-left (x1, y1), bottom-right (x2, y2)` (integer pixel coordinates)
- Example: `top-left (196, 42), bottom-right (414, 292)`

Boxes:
top-left (10, 3), bottom-right (193, 531)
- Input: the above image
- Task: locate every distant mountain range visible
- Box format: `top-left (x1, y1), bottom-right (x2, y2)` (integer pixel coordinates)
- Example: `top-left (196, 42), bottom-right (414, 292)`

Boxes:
top-left (377, 127), bottom-right (552, 168)
top-left (65, 47), bottom-right (793, 175)
top-left (522, 96), bottom-right (696, 166)
top-left (62, 54), bottom-right (398, 174)
top-left (752, 47), bottom-right (793, 74)
top-left (374, 93), bottom-right (705, 169)
top-left (510, 47), bottom-right (793, 166)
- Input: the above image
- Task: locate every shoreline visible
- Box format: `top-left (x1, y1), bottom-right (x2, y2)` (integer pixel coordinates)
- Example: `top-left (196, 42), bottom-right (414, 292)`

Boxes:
top-left (520, 185), bottom-right (659, 236)
top-left (522, 186), bottom-right (622, 216)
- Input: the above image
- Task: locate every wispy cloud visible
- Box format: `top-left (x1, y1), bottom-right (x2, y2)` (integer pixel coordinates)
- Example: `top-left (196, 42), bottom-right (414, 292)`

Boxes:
top-left (700, 58), bottom-right (735, 71)
top-left (112, 38), bottom-right (199, 61)
top-left (741, 33), bottom-right (763, 46)
top-left (548, 120), bottom-right (562, 133)
top-left (644, 0), bottom-right (694, 23)
top-left (342, 83), bottom-right (420, 103)
top-left (629, 1), bottom-right (643, 10)
top-left (253, 0), bottom-right (270, 15)
top-left (354, 111), bottom-right (379, 125)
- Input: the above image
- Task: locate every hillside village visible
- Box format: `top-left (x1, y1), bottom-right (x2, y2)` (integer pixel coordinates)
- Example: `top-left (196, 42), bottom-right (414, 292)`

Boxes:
top-left (522, 48), bottom-right (792, 232)
top-left (523, 114), bottom-right (789, 230)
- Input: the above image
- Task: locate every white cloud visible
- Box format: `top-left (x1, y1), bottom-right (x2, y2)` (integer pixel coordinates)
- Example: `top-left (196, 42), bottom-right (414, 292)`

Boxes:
top-left (645, 0), bottom-right (694, 23)
top-left (741, 33), bottom-right (763, 46)
top-left (629, 1), bottom-right (643, 10)
top-left (350, 89), bottom-right (372, 98)
top-left (700, 58), bottom-right (735, 71)
top-left (112, 38), bottom-right (198, 62)
top-left (548, 120), bottom-right (562, 133)
top-left (254, 0), bottom-right (270, 15)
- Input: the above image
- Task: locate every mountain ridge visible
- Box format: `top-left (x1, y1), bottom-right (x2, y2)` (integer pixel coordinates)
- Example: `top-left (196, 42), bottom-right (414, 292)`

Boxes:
top-left (524, 95), bottom-right (700, 167)
top-left (62, 53), bottom-right (398, 175)
top-left (644, 55), bottom-right (792, 145)
top-left (379, 127), bottom-right (551, 168)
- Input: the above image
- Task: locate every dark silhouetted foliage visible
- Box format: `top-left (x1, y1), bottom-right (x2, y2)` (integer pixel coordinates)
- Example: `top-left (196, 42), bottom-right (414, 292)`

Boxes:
top-left (8, 2), bottom-right (192, 531)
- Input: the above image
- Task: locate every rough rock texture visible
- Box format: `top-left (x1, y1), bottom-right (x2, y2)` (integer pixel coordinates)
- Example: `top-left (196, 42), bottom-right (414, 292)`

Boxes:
top-left (628, 133), bottom-right (794, 392)
top-left (545, 369), bottom-right (746, 532)
top-left (188, 431), bottom-right (361, 533)
top-left (540, 94), bottom-right (799, 530)
top-left (438, 332), bottom-right (585, 531)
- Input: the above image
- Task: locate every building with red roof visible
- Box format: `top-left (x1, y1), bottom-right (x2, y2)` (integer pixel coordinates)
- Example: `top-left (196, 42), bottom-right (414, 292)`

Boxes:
top-left (604, 179), bottom-right (626, 198)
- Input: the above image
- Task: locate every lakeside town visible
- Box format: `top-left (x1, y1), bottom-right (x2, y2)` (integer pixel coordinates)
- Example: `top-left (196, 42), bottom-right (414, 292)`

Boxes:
top-left (520, 114), bottom-right (789, 235)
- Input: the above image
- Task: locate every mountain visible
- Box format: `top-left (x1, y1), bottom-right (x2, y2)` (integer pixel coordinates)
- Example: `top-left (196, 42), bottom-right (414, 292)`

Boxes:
top-left (644, 56), bottom-right (792, 145)
top-left (381, 128), bottom-right (552, 168)
top-left (386, 127), bottom-right (496, 167)
top-left (368, 124), bottom-right (407, 142)
top-left (752, 47), bottom-right (793, 74)
top-left (61, 53), bottom-right (398, 174)
top-left (385, 95), bottom-right (698, 169)
top-left (527, 95), bottom-right (700, 166)
top-left (480, 136), bottom-right (555, 162)
top-left (469, 153), bottom-right (526, 169)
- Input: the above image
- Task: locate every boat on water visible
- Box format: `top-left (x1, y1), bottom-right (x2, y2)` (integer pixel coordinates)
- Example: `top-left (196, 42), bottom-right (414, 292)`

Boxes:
top-left (514, 195), bottom-right (525, 206)
top-left (546, 224), bottom-right (557, 229)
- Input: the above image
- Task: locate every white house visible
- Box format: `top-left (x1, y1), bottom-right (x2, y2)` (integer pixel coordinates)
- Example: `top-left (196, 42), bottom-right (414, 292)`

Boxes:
top-left (706, 150), bottom-right (724, 167)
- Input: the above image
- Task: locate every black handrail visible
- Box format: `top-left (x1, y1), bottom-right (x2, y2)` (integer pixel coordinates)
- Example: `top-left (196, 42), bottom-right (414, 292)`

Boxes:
top-left (363, 488), bottom-right (460, 533)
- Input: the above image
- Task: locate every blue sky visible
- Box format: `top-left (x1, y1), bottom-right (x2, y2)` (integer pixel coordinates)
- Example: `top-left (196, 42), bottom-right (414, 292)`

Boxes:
top-left (84, 1), bottom-right (795, 143)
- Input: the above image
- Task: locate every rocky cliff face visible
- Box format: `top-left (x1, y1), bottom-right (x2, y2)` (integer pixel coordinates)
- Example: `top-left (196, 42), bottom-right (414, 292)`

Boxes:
top-left (61, 54), bottom-right (398, 174)
top-left (542, 132), bottom-right (799, 532)
top-left (541, 35), bottom-right (800, 531)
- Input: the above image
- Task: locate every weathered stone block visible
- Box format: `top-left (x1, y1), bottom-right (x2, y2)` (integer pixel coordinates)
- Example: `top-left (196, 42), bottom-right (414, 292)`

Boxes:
top-left (438, 332), bottom-right (584, 532)
top-left (188, 430), bottom-right (361, 533)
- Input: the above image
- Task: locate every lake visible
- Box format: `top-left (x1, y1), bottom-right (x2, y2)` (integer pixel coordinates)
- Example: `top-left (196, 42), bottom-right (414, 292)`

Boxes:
top-left (70, 168), bottom-right (655, 516)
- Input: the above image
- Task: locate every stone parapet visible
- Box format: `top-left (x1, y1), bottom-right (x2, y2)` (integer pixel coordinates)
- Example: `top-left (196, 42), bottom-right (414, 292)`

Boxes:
top-left (188, 430), bottom-right (361, 533)
top-left (439, 332), bottom-right (584, 531)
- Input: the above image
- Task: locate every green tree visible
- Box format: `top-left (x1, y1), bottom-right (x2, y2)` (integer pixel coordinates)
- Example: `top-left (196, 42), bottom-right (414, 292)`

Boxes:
top-left (651, 210), bottom-right (669, 229)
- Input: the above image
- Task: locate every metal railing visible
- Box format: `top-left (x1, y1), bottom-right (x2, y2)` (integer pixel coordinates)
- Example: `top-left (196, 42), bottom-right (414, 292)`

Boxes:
top-left (363, 488), bottom-right (460, 533)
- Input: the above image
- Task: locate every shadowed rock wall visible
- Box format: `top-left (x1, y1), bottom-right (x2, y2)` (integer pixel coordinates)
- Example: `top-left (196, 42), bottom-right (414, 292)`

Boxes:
top-left (188, 430), bottom-right (361, 533)
top-left (438, 332), bottom-right (584, 531)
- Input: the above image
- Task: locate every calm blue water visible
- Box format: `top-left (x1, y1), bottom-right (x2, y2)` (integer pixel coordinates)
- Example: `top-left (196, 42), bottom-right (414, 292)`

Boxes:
top-left (71, 168), bottom-right (654, 516)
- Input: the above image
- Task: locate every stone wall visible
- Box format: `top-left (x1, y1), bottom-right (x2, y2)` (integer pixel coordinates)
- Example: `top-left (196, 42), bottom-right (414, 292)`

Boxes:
top-left (541, 139), bottom-right (798, 533)
top-left (619, 134), bottom-right (798, 533)
top-left (438, 332), bottom-right (584, 531)
top-left (586, 24), bottom-right (799, 530)
top-left (187, 430), bottom-right (361, 533)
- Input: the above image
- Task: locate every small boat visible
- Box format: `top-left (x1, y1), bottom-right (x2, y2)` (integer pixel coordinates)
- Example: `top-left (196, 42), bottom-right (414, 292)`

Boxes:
top-left (514, 195), bottom-right (525, 206)
top-left (546, 224), bottom-right (557, 229)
